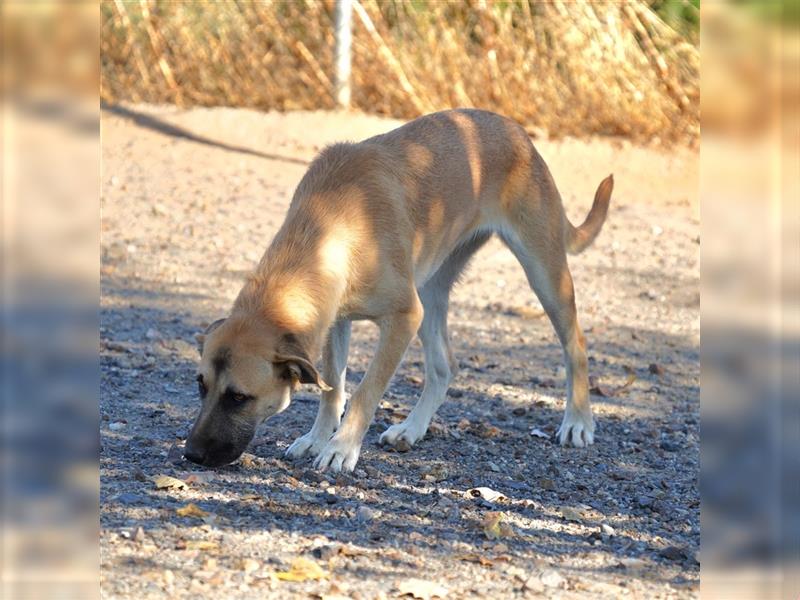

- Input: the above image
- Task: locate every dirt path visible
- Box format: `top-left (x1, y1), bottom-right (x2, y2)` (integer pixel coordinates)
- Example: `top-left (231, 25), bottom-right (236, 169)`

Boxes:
top-left (100, 104), bottom-right (699, 599)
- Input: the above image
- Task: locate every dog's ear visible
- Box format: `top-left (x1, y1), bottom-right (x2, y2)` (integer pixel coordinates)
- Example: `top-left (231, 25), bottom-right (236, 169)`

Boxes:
top-left (273, 356), bottom-right (332, 391)
top-left (195, 318), bottom-right (226, 355)
top-left (273, 334), bottom-right (331, 391)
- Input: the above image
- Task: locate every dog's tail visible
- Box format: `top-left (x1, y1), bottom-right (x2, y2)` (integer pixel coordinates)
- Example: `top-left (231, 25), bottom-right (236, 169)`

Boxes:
top-left (565, 174), bottom-right (613, 255)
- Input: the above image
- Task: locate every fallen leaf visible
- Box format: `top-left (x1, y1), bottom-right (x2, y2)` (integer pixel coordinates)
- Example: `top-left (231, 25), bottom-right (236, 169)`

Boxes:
top-left (456, 418), bottom-right (471, 431)
top-left (508, 305), bottom-right (546, 320)
top-left (396, 578), bottom-right (449, 599)
top-left (457, 553), bottom-right (494, 567)
top-left (560, 506), bottom-right (586, 523)
top-left (152, 474), bottom-right (188, 490)
top-left (530, 428), bottom-right (549, 439)
top-left (274, 557), bottom-right (328, 582)
top-left (468, 487), bottom-right (507, 503)
top-left (482, 511), bottom-right (515, 539)
top-left (475, 422), bottom-right (501, 439)
top-left (184, 472), bottom-right (213, 485)
top-left (589, 372), bottom-right (637, 397)
top-left (185, 540), bottom-right (219, 551)
top-left (176, 503), bottom-right (209, 519)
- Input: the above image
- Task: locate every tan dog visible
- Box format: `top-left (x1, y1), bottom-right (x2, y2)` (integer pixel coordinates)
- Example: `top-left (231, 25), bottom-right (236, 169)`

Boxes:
top-left (185, 109), bottom-right (612, 472)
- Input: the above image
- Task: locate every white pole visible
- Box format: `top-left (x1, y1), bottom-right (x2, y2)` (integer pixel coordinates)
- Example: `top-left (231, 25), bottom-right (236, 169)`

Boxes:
top-left (334, 0), bottom-right (353, 109)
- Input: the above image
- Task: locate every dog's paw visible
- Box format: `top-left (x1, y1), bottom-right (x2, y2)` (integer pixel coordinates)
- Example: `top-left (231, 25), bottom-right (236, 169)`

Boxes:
top-left (285, 430), bottom-right (331, 460)
top-left (379, 419), bottom-right (426, 448)
top-left (557, 409), bottom-right (595, 447)
top-left (313, 434), bottom-right (361, 473)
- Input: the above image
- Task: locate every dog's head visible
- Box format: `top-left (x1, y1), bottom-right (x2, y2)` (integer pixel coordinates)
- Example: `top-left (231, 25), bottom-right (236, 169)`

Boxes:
top-left (184, 316), bottom-right (330, 467)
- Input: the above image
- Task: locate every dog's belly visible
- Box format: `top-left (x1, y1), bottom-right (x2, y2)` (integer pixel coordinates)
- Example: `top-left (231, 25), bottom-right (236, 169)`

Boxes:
top-left (412, 224), bottom-right (491, 288)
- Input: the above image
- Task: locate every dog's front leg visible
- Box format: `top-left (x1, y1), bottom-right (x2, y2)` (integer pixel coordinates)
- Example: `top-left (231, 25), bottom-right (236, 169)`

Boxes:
top-left (314, 303), bottom-right (423, 473)
top-left (286, 320), bottom-right (351, 459)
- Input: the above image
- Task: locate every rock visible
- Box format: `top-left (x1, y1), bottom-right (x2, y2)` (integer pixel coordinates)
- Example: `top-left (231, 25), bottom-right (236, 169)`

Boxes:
top-left (166, 444), bottom-right (185, 464)
top-left (601, 523), bottom-right (615, 536)
top-left (356, 506), bottom-right (375, 522)
top-left (660, 440), bottom-right (680, 452)
top-left (658, 546), bottom-right (688, 561)
top-left (239, 558), bottom-right (259, 573)
top-left (487, 461), bottom-right (501, 473)
top-left (109, 421), bottom-right (126, 431)
top-left (540, 569), bottom-right (565, 588)
top-left (523, 574), bottom-right (545, 592)
top-left (637, 496), bottom-right (654, 508)
top-left (115, 492), bottom-right (143, 505)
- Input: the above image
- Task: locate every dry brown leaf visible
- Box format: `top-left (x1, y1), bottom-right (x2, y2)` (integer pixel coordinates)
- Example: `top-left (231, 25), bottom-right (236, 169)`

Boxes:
top-left (184, 472), bottom-right (213, 485)
top-left (185, 540), bottom-right (219, 551)
top-left (457, 553), bottom-right (494, 567)
top-left (397, 578), bottom-right (449, 599)
top-left (274, 557), bottom-right (328, 582)
top-left (152, 474), bottom-right (188, 490)
top-left (176, 503), bottom-right (209, 519)
top-left (482, 512), bottom-right (515, 539)
top-left (589, 372), bottom-right (637, 397)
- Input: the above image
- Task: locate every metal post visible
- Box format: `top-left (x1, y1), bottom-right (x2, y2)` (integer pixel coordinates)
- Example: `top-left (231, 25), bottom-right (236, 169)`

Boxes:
top-left (334, 0), bottom-right (353, 109)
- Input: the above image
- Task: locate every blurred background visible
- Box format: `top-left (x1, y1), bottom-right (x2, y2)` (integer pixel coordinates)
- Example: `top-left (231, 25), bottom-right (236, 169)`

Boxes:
top-left (100, 0), bottom-right (699, 144)
top-left (1, 1), bottom-right (797, 599)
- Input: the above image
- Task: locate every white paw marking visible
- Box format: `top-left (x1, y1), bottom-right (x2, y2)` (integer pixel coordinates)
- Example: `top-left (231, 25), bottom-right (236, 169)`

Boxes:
top-left (313, 434), bottom-right (362, 473)
top-left (379, 418), bottom-right (426, 448)
top-left (285, 430), bottom-right (332, 460)
top-left (557, 409), bottom-right (595, 447)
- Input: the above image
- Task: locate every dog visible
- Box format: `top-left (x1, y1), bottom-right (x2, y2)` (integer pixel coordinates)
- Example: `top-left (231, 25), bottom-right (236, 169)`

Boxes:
top-left (185, 109), bottom-right (612, 472)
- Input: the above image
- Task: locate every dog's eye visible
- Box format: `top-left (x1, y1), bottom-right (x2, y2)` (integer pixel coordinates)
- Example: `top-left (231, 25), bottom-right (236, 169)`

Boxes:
top-left (197, 375), bottom-right (207, 397)
top-left (232, 393), bottom-right (248, 404)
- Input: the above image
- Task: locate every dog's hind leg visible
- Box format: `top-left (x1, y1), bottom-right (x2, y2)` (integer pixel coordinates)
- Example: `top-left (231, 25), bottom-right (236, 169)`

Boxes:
top-left (286, 319), bottom-right (351, 459)
top-left (500, 226), bottom-right (595, 447)
top-left (380, 232), bottom-right (491, 449)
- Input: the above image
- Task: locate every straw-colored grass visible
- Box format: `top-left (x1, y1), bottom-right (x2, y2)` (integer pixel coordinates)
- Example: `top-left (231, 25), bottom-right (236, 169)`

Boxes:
top-left (101, 0), bottom-right (699, 145)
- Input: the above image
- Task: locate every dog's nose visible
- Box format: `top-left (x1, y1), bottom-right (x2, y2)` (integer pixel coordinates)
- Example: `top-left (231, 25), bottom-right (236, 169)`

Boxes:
top-left (184, 447), bottom-right (206, 465)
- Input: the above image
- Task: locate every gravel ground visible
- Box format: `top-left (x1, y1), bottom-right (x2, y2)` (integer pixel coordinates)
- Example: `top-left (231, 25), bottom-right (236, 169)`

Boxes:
top-left (100, 104), bottom-right (700, 599)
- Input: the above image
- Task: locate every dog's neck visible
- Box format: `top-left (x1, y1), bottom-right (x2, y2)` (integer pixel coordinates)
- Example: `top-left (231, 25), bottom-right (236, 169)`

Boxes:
top-left (232, 234), bottom-right (346, 361)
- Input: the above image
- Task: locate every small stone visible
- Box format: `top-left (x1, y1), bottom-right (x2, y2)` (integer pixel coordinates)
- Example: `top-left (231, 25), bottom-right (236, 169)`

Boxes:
top-left (356, 506), bottom-right (375, 522)
top-left (601, 523), bottom-right (615, 536)
top-left (540, 569), bottom-right (565, 588)
top-left (239, 558), bottom-right (259, 573)
top-left (145, 328), bottom-right (162, 340)
top-left (394, 439), bottom-right (412, 453)
top-left (163, 570), bottom-right (174, 586)
top-left (660, 440), bottom-right (680, 452)
top-left (109, 421), bottom-right (126, 431)
top-left (648, 363), bottom-right (665, 376)
top-left (133, 526), bottom-right (146, 542)
top-left (487, 461), bottom-right (501, 473)
top-left (524, 574), bottom-right (545, 592)
top-left (166, 444), bottom-right (185, 464)
top-left (637, 495), bottom-right (654, 508)
top-left (116, 492), bottom-right (143, 505)
top-left (659, 546), bottom-right (688, 561)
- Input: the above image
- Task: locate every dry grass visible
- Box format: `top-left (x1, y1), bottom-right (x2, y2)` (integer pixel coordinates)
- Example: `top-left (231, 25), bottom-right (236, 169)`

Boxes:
top-left (101, 0), bottom-right (698, 145)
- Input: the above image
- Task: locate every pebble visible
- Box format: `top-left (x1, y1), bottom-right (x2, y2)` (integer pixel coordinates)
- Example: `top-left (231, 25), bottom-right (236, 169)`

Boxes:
top-left (601, 523), bottom-right (615, 536)
top-left (540, 569), bottom-right (565, 588)
top-left (356, 506), bottom-right (376, 522)
top-left (109, 421), bottom-right (126, 431)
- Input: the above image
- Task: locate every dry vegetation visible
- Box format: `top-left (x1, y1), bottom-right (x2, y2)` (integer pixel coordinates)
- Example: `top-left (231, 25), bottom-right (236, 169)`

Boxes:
top-left (101, 0), bottom-right (698, 145)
